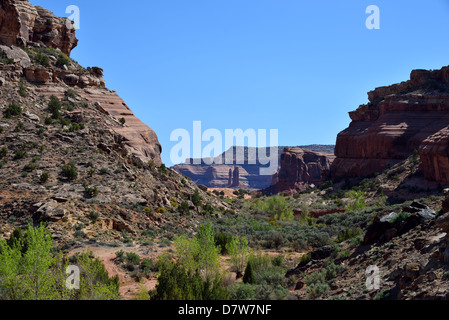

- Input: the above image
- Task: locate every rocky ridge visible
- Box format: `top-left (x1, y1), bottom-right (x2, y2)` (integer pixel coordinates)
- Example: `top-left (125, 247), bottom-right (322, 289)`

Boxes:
top-left (332, 66), bottom-right (449, 184)
top-left (270, 147), bottom-right (336, 194)
top-left (0, 0), bottom-right (229, 246)
top-left (173, 145), bottom-right (335, 190)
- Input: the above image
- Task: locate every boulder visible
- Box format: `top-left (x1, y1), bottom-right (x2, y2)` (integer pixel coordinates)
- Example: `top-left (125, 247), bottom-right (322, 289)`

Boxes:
top-left (364, 206), bottom-right (436, 245)
top-left (25, 66), bottom-right (51, 83)
top-left (34, 200), bottom-right (68, 222)
top-left (0, 0), bottom-right (78, 56)
top-left (24, 112), bottom-right (40, 122)
top-left (0, 45), bottom-right (31, 67)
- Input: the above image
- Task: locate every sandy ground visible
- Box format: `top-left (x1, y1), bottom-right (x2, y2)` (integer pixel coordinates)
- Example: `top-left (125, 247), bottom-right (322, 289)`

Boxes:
top-left (209, 188), bottom-right (253, 200)
top-left (69, 243), bottom-right (305, 300)
top-left (69, 244), bottom-right (171, 300)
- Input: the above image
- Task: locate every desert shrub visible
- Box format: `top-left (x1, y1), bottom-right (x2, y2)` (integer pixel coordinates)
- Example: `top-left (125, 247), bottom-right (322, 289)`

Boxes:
top-left (18, 82), bottom-right (27, 97)
top-left (13, 150), bottom-right (27, 160)
top-left (151, 260), bottom-right (229, 300)
top-left (119, 117), bottom-right (126, 125)
top-left (158, 163), bottom-right (167, 174)
top-left (56, 55), bottom-right (70, 68)
top-left (115, 250), bottom-right (125, 263)
top-left (214, 232), bottom-right (233, 255)
top-left (271, 255), bottom-right (284, 267)
top-left (346, 190), bottom-right (367, 211)
top-left (39, 172), bottom-right (49, 184)
top-left (4, 103), bottom-right (22, 118)
top-left (262, 196), bottom-right (294, 221)
top-left (61, 161), bottom-right (78, 181)
top-left (389, 211), bottom-right (411, 225)
top-left (263, 231), bottom-right (285, 249)
top-left (0, 49), bottom-right (14, 64)
top-left (125, 252), bottom-right (141, 265)
top-left (48, 95), bottom-right (62, 117)
top-left (0, 146), bottom-right (8, 158)
top-left (23, 162), bottom-right (37, 172)
top-left (228, 283), bottom-right (256, 300)
top-left (34, 52), bottom-right (50, 67)
top-left (83, 183), bottom-right (99, 198)
top-left (336, 228), bottom-right (361, 243)
top-left (304, 259), bottom-right (344, 299)
top-left (201, 202), bottom-right (214, 215)
top-left (69, 123), bottom-right (85, 132)
top-left (179, 201), bottom-right (190, 215)
top-left (89, 211), bottom-right (99, 223)
top-left (191, 189), bottom-right (202, 206)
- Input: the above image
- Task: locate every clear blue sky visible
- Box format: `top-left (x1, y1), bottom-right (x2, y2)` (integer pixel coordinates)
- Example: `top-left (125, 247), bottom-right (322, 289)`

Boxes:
top-left (30, 0), bottom-right (449, 166)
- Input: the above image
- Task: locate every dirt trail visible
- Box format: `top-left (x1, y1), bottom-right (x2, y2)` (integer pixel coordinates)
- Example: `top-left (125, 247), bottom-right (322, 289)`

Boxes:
top-left (69, 244), bottom-right (170, 300)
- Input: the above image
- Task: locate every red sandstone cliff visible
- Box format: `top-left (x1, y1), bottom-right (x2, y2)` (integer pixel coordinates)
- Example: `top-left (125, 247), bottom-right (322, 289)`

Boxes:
top-left (331, 66), bottom-right (449, 183)
top-left (271, 147), bottom-right (335, 193)
top-left (0, 0), bottom-right (161, 167)
top-left (0, 0), bottom-right (78, 56)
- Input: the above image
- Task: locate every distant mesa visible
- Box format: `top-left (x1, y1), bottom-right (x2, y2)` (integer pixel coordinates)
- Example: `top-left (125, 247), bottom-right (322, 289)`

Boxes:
top-left (172, 145), bottom-right (335, 190)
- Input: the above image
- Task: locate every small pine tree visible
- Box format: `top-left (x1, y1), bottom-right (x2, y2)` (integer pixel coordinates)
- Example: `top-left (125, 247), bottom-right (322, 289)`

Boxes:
top-left (243, 261), bottom-right (256, 284)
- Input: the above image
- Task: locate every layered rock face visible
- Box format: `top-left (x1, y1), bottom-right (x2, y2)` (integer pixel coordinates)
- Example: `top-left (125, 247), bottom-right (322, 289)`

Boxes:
top-left (0, 0), bottom-right (78, 56)
top-left (332, 66), bottom-right (449, 181)
top-left (0, 0), bottom-right (162, 167)
top-left (173, 145), bottom-right (335, 190)
top-left (271, 147), bottom-right (335, 193)
top-left (32, 86), bottom-right (162, 167)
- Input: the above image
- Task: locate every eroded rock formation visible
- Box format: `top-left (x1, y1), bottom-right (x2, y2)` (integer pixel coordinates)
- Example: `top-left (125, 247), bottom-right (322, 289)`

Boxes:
top-left (331, 66), bottom-right (449, 182)
top-left (0, 0), bottom-right (162, 167)
top-left (271, 147), bottom-right (335, 193)
top-left (0, 0), bottom-right (78, 56)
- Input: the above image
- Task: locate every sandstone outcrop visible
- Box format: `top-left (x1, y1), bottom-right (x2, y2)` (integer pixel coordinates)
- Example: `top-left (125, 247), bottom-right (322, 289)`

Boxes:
top-left (0, 0), bottom-right (162, 167)
top-left (0, 0), bottom-right (78, 56)
top-left (173, 145), bottom-right (334, 190)
top-left (331, 66), bottom-right (449, 182)
top-left (271, 147), bottom-right (335, 193)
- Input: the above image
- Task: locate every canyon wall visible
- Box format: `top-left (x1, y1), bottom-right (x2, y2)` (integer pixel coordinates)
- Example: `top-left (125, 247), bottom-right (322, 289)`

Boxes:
top-left (331, 66), bottom-right (449, 184)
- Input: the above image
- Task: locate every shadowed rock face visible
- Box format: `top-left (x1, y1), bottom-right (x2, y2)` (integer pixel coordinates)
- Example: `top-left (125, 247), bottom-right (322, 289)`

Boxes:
top-left (271, 147), bottom-right (335, 193)
top-left (0, 0), bottom-right (78, 55)
top-left (331, 66), bottom-right (449, 182)
top-left (420, 126), bottom-right (449, 184)
top-left (172, 145), bottom-right (335, 190)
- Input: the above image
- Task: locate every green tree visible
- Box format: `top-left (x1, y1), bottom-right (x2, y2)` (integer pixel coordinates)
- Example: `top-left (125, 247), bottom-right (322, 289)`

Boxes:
top-left (151, 260), bottom-right (228, 300)
top-left (242, 261), bottom-right (256, 284)
top-left (226, 236), bottom-right (251, 277)
top-left (175, 223), bottom-right (221, 281)
top-left (191, 189), bottom-right (202, 206)
top-left (346, 190), bottom-right (366, 211)
top-left (0, 224), bottom-right (120, 300)
top-left (264, 196), bottom-right (294, 221)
